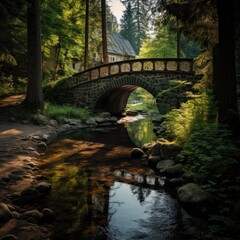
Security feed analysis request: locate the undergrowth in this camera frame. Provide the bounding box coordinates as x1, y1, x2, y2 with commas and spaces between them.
42, 103, 92, 122
163, 90, 240, 237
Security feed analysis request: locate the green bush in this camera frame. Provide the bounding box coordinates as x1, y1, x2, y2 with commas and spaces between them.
43, 103, 91, 122
43, 77, 73, 104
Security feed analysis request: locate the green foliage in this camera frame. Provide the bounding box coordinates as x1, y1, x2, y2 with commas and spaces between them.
43, 77, 72, 104
163, 92, 213, 143
120, 0, 149, 54
127, 87, 159, 114
43, 103, 91, 122
0, 74, 14, 96
180, 123, 238, 184
163, 92, 239, 187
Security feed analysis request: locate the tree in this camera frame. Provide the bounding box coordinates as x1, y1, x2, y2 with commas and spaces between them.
121, 0, 149, 54
101, 0, 108, 64
217, 0, 239, 127
120, 3, 136, 51
84, 0, 89, 70
156, 0, 239, 129
24, 0, 44, 110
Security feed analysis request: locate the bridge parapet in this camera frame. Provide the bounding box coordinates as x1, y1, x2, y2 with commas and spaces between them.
70, 58, 196, 88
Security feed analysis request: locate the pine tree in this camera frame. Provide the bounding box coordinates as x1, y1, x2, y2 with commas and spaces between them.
121, 0, 149, 54
120, 3, 136, 52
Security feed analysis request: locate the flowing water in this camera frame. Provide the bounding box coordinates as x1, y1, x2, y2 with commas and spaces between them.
38, 115, 195, 240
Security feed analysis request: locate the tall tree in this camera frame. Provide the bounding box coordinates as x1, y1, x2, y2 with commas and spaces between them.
121, 0, 149, 54
101, 0, 108, 64
217, 0, 239, 127
84, 0, 89, 70
24, 0, 44, 110
120, 3, 136, 51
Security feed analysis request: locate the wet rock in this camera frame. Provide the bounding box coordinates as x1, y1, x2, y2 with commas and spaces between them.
0, 219, 50, 240
147, 155, 161, 168
147, 143, 163, 157
131, 148, 144, 159
19, 187, 41, 202
33, 114, 50, 125
160, 163, 183, 176
142, 141, 156, 153
0, 235, 18, 240
110, 116, 118, 122
35, 182, 51, 195
177, 183, 216, 215
42, 208, 55, 223
99, 112, 111, 118
11, 212, 19, 219
160, 141, 182, 159
23, 146, 36, 151
125, 110, 138, 116
36, 142, 47, 151
42, 134, 50, 142
0, 203, 13, 223
21, 120, 30, 124
168, 178, 184, 187
21, 210, 43, 224
48, 119, 57, 127
10, 170, 25, 175
86, 118, 97, 126
156, 159, 175, 170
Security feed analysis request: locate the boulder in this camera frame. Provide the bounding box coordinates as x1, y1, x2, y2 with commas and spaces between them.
156, 160, 175, 170
36, 142, 47, 151
42, 208, 55, 223
125, 110, 138, 116
142, 141, 155, 153
160, 141, 182, 159
35, 182, 51, 195
160, 163, 183, 176
131, 148, 144, 159
33, 114, 50, 125
177, 183, 216, 215
19, 187, 41, 202
49, 119, 58, 127
0, 204, 13, 223
21, 210, 43, 224
99, 112, 111, 118
85, 118, 97, 126
147, 155, 161, 168
147, 143, 163, 157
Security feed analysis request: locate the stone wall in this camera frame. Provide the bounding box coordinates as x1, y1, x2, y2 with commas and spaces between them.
70, 72, 200, 114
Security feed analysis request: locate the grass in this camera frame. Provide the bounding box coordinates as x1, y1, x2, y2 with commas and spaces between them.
42, 103, 92, 122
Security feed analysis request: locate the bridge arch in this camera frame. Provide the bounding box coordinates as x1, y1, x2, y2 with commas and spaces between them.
94, 74, 158, 114
69, 58, 200, 114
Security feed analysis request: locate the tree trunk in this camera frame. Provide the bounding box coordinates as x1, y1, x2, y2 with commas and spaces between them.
101, 0, 108, 64
176, 20, 181, 58
84, 0, 89, 70
24, 0, 44, 110
217, 0, 239, 128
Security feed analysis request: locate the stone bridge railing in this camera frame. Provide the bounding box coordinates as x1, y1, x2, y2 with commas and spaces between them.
70, 58, 196, 88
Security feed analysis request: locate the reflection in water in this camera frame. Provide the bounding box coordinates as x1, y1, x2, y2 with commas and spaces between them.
108, 182, 179, 240
122, 115, 158, 147
38, 119, 193, 239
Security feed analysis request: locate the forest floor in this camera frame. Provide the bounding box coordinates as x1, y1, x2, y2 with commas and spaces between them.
0, 95, 52, 198
0, 95, 60, 239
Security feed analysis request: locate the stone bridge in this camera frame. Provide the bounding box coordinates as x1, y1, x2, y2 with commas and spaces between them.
69, 58, 200, 114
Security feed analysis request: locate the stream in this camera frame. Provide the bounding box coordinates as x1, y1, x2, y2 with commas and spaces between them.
38, 115, 196, 240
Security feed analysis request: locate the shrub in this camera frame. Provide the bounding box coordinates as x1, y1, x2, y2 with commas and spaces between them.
43, 103, 91, 122
43, 77, 73, 104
